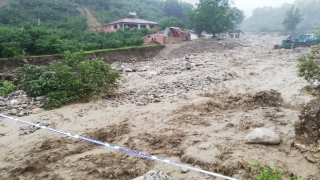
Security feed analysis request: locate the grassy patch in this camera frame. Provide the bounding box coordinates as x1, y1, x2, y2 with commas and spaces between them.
83, 44, 158, 54
0, 44, 160, 61
246, 159, 301, 180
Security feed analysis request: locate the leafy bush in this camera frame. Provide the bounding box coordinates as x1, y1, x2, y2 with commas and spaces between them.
15, 51, 120, 109
298, 45, 320, 84
0, 26, 145, 58
0, 78, 15, 96
247, 160, 300, 180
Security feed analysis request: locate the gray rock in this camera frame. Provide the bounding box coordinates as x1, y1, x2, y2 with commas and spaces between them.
148, 71, 158, 75
180, 167, 189, 173
245, 128, 281, 145
136, 102, 145, 106
17, 111, 25, 117
10, 100, 19, 105
35, 96, 45, 101
10, 109, 18, 115
124, 68, 133, 72
132, 170, 169, 180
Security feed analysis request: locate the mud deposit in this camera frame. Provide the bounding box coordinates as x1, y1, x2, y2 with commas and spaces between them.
1, 36, 319, 179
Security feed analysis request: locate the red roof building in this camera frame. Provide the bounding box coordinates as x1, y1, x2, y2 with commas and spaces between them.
103, 12, 158, 32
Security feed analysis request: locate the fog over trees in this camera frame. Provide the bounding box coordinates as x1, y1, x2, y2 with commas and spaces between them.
241, 0, 320, 33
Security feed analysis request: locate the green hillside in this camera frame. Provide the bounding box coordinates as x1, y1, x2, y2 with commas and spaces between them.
0, 0, 193, 29
0, 0, 194, 58
74, 0, 193, 26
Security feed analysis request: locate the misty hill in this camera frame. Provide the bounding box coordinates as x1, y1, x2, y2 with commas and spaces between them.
241, 0, 320, 33
0, 0, 193, 30
0, 0, 87, 30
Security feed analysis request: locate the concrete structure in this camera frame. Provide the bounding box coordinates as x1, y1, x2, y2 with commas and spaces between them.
103, 12, 158, 32
144, 27, 191, 44
215, 33, 227, 39
228, 30, 245, 39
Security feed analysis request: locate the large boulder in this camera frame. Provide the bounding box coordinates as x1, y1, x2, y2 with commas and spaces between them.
245, 128, 281, 145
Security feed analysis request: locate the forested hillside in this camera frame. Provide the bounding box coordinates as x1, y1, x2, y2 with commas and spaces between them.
0, 0, 193, 29
241, 0, 320, 33
0, 0, 194, 58
74, 0, 193, 27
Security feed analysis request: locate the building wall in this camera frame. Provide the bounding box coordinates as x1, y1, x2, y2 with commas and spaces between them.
229, 33, 243, 39
144, 34, 165, 44
165, 31, 183, 44
104, 25, 114, 32
104, 23, 158, 33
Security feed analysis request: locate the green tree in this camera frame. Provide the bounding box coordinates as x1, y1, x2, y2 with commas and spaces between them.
158, 17, 185, 29
187, 0, 236, 36
282, 5, 303, 33
162, 0, 184, 20
229, 7, 245, 27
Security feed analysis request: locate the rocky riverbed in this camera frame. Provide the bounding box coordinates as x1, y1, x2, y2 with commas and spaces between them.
0, 36, 319, 179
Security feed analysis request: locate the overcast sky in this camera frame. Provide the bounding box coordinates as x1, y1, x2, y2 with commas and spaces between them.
182, 0, 296, 17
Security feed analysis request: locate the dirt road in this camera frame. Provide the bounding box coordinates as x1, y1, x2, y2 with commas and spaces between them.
0, 35, 318, 179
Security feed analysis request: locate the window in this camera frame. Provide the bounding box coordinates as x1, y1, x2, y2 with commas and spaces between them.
114, 25, 118, 29
150, 25, 155, 29
147, 36, 151, 38
140, 25, 146, 29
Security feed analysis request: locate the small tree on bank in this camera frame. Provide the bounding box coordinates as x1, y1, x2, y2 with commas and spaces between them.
282, 5, 303, 33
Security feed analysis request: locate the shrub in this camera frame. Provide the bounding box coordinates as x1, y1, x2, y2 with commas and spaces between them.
15, 51, 120, 109
298, 45, 320, 95
247, 160, 300, 180
0, 78, 15, 96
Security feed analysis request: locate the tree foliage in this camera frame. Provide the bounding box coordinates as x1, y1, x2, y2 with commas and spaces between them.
158, 17, 185, 29
0, 26, 146, 58
0, 0, 195, 58
282, 5, 303, 33
229, 7, 245, 28
73, 0, 193, 26
0, 78, 15, 96
15, 51, 120, 109
187, 0, 239, 36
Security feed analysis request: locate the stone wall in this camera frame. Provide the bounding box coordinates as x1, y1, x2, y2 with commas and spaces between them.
0, 45, 165, 74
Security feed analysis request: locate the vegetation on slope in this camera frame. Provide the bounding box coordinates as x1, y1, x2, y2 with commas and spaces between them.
0, 0, 158, 58
15, 51, 120, 109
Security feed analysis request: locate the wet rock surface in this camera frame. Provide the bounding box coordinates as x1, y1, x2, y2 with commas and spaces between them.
245, 128, 281, 145
294, 98, 320, 166
0, 90, 44, 117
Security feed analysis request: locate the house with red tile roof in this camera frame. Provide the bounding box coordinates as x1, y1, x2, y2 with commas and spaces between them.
103, 12, 158, 32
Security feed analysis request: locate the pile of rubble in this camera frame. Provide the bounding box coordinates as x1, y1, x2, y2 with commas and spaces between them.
0, 90, 44, 117
106, 55, 232, 107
